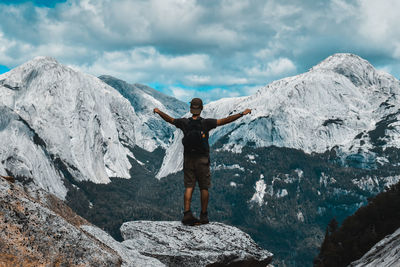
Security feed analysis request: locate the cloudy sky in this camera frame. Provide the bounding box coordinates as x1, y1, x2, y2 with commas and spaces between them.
1, 0, 400, 103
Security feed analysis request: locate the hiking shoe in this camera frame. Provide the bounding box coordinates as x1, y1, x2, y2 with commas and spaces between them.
182, 210, 200, 226
199, 211, 209, 224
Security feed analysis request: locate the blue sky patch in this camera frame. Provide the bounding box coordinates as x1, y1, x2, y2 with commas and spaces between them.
0, 0, 66, 7
0, 65, 10, 74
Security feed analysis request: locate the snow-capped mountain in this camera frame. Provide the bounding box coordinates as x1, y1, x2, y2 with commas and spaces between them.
158, 54, 400, 178
99, 75, 188, 151
0, 57, 179, 200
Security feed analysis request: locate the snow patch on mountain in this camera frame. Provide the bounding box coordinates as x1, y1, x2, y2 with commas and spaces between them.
157, 53, 400, 178
211, 163, 245, 171
276, 189, 288, 198
320, 172, 337, 187
297, 211, 305, 222
250, 174, 267, 206
352, 175, 400, 192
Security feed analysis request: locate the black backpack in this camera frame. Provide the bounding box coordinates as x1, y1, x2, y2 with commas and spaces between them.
182, 118, 209, 154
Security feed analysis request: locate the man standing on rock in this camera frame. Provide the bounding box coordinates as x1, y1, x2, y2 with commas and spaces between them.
154, 98, 251, 225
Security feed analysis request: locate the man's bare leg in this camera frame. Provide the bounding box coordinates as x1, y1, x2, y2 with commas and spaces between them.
184, 187, 194, 212
200, 189, 209, 213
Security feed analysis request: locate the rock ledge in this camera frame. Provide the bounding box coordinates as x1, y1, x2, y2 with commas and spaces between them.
121, 221, 273, 267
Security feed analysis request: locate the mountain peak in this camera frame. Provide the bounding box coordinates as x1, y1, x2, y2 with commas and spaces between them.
32, 55, 58, 63
311, 53, 378, 86
1, 56, 64, 82
313, 53, 371, 70
23, 56, 60, 70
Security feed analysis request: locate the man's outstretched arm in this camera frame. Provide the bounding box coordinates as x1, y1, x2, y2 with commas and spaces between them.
217, 109, 251, 126
153, 108, 175, 125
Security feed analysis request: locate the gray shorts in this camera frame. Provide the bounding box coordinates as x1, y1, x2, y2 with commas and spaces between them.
183, 155, 211, 189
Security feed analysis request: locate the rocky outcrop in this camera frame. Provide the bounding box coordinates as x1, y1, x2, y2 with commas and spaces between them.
0, 175, 272, 266
0, 178, 119, 266
0, 178, 164, 267
81, 225, 165, 267
349, 227, 400, 267
121, 221, 273, 267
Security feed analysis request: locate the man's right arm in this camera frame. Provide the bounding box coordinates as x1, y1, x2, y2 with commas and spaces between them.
217, 109, 251, 126
153, 108, 175, 125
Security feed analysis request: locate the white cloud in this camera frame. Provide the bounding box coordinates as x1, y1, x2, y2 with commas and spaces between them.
170, 87, 194, 101
245, 58, 296, 79
356, 0, 400, 58
329, 0, 357, 24
394, 43, 400, 60
196, 24, 241, 47
184, 75, 211, 85
169, 86, 242, 104
69, 47, 211, 84
1, 0, 400, 102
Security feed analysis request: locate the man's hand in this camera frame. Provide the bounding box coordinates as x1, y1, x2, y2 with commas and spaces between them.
153, 108, 160, 114
242, 109, 251, 115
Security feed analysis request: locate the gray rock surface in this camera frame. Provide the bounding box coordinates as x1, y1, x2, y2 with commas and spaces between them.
0, 177, 121, 266
0, 177, 164, 267
121, 221, 273, 267
81, 225, 165, 267
349, 227, 400, 267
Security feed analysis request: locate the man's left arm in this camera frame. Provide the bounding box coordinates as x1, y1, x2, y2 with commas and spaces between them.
217, 109, 251, 127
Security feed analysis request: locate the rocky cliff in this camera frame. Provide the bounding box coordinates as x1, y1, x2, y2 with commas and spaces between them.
0, 176, 164, 266
0, 176, 271, 266
120, 221, 273, 267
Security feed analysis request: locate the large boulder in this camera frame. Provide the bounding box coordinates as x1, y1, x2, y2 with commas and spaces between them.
120, 221, 273, 267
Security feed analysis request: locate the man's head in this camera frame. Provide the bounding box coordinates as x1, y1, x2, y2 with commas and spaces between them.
190, 98, 203, 115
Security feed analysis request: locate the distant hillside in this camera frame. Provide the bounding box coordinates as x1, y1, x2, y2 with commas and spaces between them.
314, 180, 400, 266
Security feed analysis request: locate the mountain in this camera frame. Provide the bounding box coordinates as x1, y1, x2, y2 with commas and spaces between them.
98, 75, 188, 151
2, 54, 400, 266
0, 57, 185, 200
158, 53, 400, 178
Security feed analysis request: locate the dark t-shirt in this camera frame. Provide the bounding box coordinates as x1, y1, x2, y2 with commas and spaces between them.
173, 117, 217, 157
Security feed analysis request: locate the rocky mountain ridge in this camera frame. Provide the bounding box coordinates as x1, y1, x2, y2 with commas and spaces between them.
99, 75, 188, 152
0, 57, 186, 200
158, 53, 400, 178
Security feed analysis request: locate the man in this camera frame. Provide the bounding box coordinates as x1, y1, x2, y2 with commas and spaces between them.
154, 98, 251, 225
